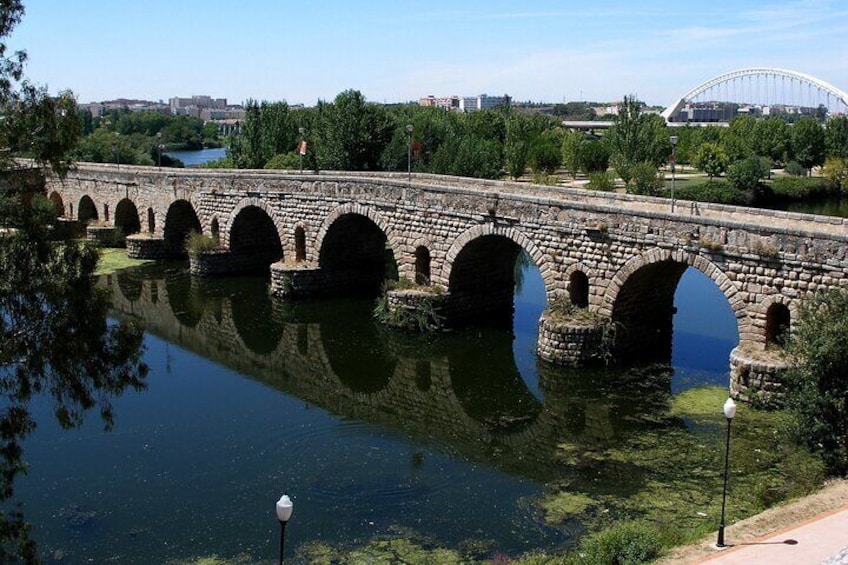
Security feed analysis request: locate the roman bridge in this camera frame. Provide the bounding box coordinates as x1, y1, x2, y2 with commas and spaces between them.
45, 163, 848, 398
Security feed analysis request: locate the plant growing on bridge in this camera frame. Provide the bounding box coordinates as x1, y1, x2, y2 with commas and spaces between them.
185, 231, 222, 255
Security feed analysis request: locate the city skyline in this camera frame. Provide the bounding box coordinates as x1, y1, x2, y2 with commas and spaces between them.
8, 0, 848, 108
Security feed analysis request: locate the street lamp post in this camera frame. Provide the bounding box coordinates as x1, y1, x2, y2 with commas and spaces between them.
717, 397, 737, 548
298, 127, 305, 173
275, 493, 293, 564
406, 124, 414, 181
669, 135, 678, 213
157, 133, 164, 170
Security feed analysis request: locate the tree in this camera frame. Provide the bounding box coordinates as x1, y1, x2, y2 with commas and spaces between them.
693, 142, 729, 180
727, 156, 769, 192
721, 115, 757, 163
825, 116, 848, 160
606, 95, 668, 185
580, 140, 610, 174
315, 89, 393, 171
786, 289, 848, 476
529, 129, 562, 176
753, 117, 790, 166
628, 162, 663, 196
561, 130, 585, 179
0, 3, 148, 560
791, 117, 826, 174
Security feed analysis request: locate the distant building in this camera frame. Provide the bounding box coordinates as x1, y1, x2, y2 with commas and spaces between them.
420, 93, 510, 112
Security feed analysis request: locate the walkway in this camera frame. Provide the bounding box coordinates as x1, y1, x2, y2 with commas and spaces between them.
696, 506, 848, 564
657, 480, 848, 565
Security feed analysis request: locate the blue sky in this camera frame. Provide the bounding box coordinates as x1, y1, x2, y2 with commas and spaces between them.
8, 0, 848, 107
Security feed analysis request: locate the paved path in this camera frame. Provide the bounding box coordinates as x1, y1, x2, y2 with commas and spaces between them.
695, 506, 848, 564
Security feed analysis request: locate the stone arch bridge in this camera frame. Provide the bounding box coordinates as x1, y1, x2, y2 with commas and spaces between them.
46, 163, 848, 398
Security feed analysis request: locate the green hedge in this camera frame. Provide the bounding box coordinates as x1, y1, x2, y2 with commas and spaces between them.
674, 179, 750, 205
767, 176, 835, 201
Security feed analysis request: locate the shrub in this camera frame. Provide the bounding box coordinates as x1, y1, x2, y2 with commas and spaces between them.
728, 156, 769, 192
264, 152, 301, 170
769, 176, 833, 201
786, 289, 848, 476
784, 160, 807, 177
577, 522, 663, 565
580, 140, 611, 174
586, 172, 615, 192
627, 162, 663, 196
674, 179, 749, 205
185, 231, 221, 255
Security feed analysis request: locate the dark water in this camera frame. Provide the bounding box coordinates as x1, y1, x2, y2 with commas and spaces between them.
166, 147, 227, 167
15, 263, 738, 563
785, 196, 848, 218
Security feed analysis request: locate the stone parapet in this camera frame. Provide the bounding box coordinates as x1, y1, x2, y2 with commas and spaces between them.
729, 346, 789, 406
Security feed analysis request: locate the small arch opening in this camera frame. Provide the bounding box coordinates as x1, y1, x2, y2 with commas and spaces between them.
211, 217, 220, 242
295, 226, 306, 262
569, 270, 589, 308
147, 208, 155, 233
765, 303, 791, 347
103, 203, 110, 222
415, 246, 431, 285
78, 196, 98, 224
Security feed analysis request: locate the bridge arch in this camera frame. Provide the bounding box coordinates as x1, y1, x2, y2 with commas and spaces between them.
662, 67, 848, 121
221, 197, 286, 250
114, 198, 141, 236
229, 204, 285, 274
314, 204, 402, 295
441, 224, 550, 327
48, 191, 64, 217
78, 195, 98, 224
163, 199, 202, 258
602, 248, 745, 362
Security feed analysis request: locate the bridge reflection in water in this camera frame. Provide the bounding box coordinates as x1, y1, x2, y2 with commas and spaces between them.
40, 262, 720, 562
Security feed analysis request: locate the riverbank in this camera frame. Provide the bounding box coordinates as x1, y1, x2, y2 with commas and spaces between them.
656, 478, 848, 564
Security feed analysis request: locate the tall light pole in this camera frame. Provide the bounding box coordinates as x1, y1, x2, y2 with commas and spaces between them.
275, 493, 293, 564
406, 124, 414, 181
669, 135, 678, 213
717, 397, 737, 548
157, 132, 164, 170
298, 127, 305, 173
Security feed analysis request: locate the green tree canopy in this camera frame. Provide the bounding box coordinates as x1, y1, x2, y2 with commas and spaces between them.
791, 117, 826, 173
606, 95, 668, 184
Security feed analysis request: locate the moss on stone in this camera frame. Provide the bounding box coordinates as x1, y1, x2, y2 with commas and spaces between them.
94, 247, 152, 276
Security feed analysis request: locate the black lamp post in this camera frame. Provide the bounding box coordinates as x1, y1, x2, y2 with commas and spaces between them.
406, 124, 413, 181
157, 133, 164, 170
717, 397, 737, 548
298, 127, 305, 173
275, 493, 293, 564
670, 134, 678, 212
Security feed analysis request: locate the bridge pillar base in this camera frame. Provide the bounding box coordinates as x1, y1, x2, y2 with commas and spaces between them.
537, 313, 610, 367
126, 234, 166, 260
379, 289, 449, 332
729, 346, 789, 407
270, 262, 325, 298
189, 249, 233, 277
87, 225, 119, 247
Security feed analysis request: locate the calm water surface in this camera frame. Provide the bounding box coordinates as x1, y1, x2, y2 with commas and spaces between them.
16, 262, 737, 563
166, 147, 227, 167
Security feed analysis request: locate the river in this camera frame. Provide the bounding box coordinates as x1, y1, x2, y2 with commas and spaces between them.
12, 257, 742, 563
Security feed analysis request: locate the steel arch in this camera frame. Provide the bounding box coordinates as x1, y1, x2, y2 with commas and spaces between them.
661, 67, 848, 121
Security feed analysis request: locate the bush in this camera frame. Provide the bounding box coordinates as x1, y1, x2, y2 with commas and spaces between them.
580, 140, 611, 174
786, 289, 848, 476
674, 179, 749, 205
728, 156, 769, 192
627, 162, 663, 196
185, 231, 221, 255
264, 152, 301, 170
577, 522, 663, 565
586, 172, 615, 192
769, 176, 833, 201
784, 160, 807, 177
